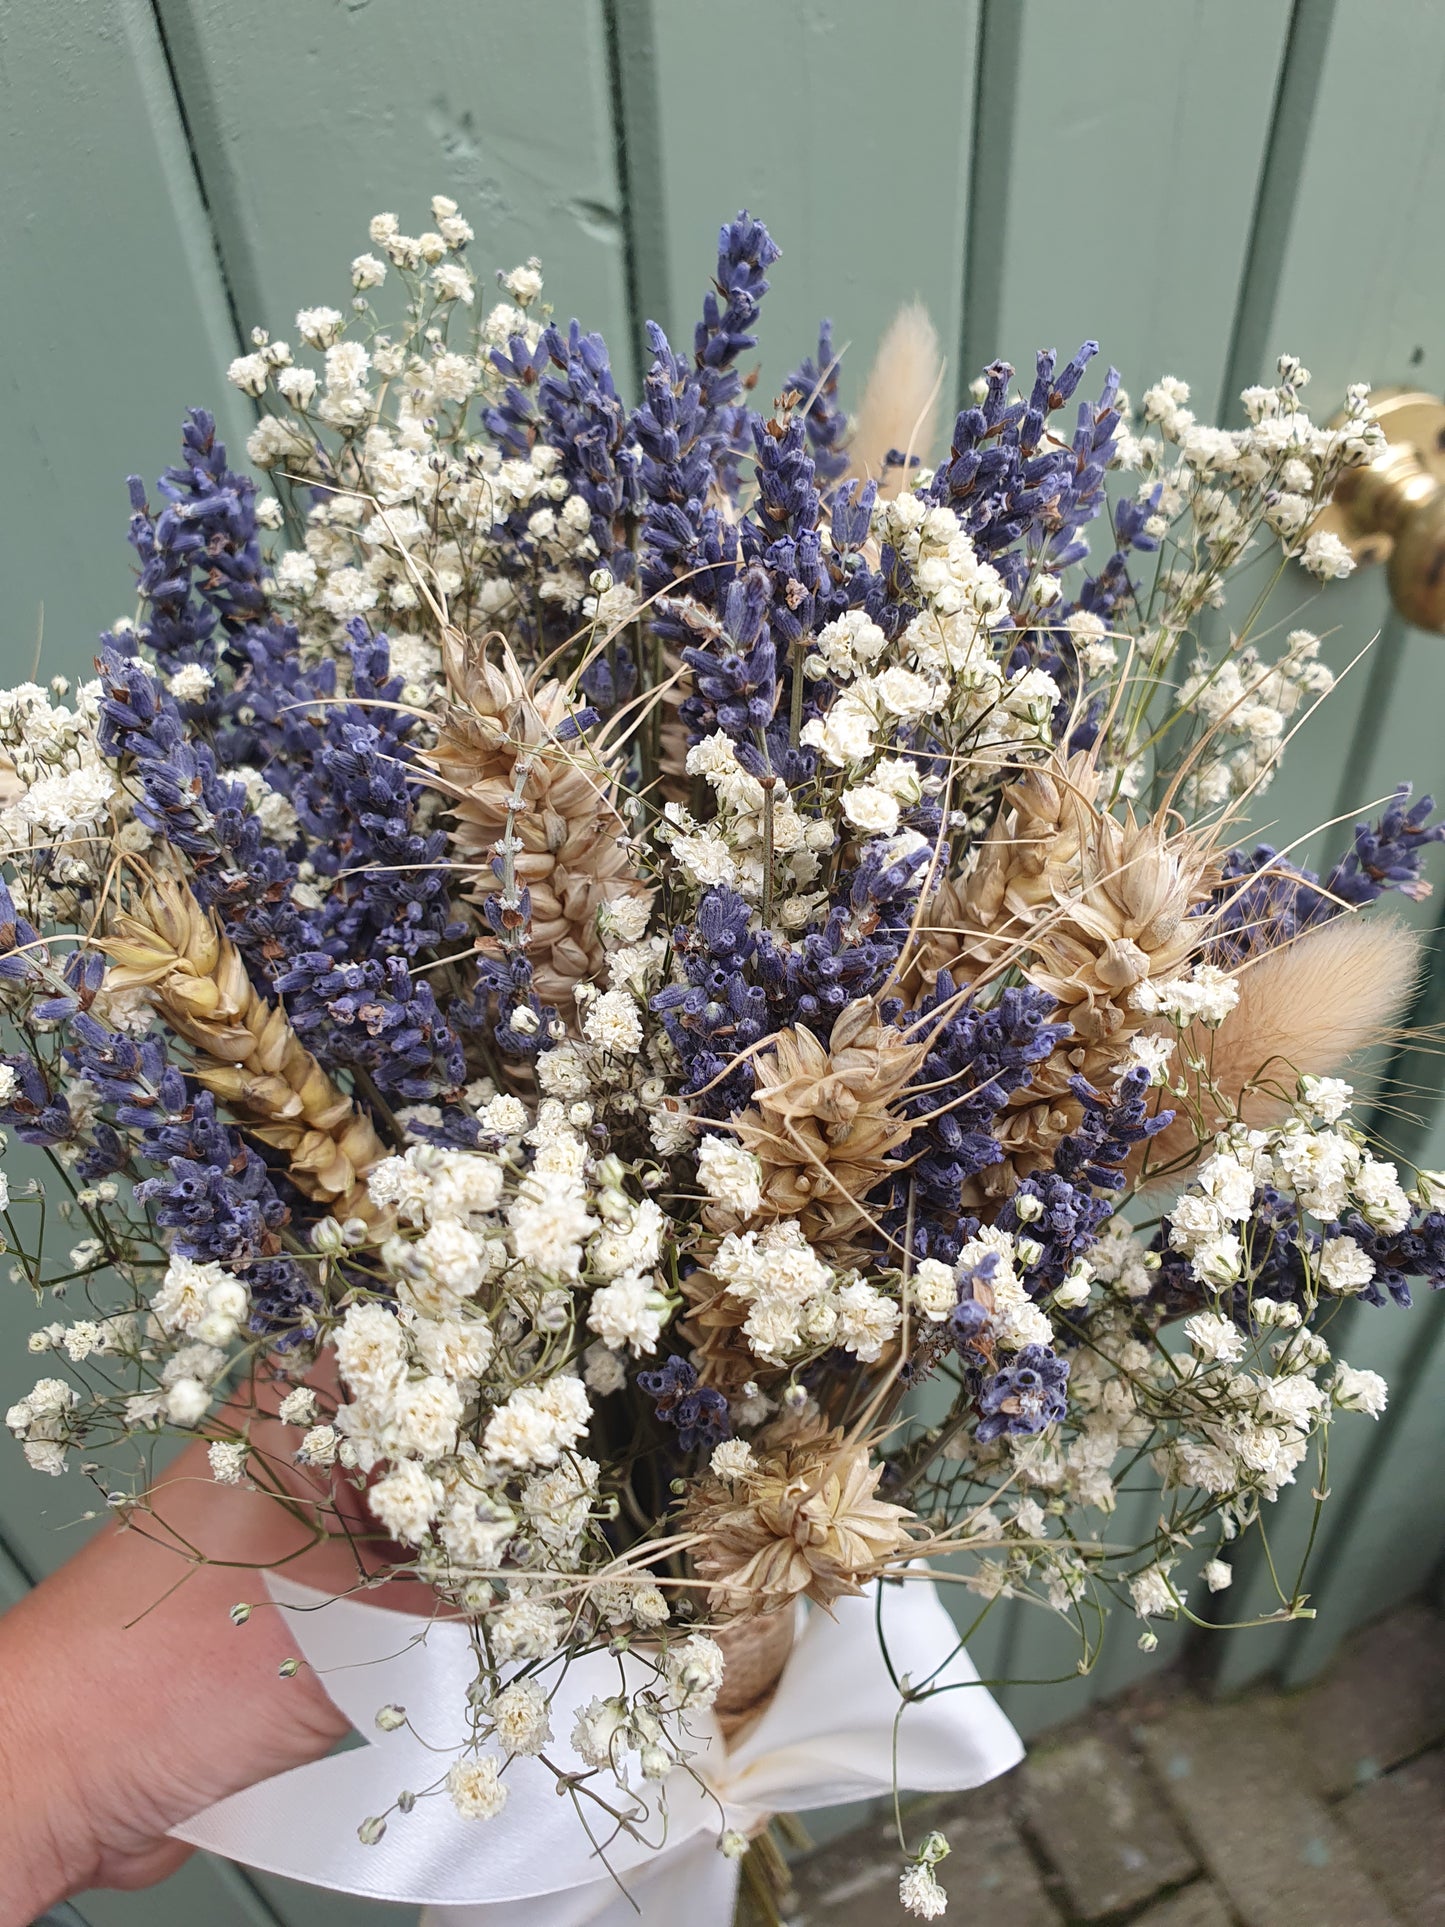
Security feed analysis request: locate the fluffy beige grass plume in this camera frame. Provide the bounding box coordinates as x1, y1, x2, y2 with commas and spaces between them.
849, 301, 942, 493
1143, 916, 1421, 1177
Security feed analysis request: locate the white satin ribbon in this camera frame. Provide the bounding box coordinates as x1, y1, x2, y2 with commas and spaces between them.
174, 1568, 1023, 1924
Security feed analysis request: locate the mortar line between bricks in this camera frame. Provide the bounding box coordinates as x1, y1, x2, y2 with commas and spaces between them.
785, 1600, 1441, 1927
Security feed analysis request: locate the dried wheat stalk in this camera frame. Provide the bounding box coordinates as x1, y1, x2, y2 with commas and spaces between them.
908, 752, 1218, 1195
102, 876, 388, 1222
426, 632, 650, 1011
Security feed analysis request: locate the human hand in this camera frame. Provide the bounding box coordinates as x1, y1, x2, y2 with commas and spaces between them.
0, 1388, 387, 1922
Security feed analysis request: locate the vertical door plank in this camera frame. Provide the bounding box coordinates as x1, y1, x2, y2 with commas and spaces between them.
0, 0, 249, 685
639, 0, 980, 418
967, 0, 1292, 1716
1226, 0, 1445, 408
1220, 0, 1445, 886
968, 0, 1291, 406
1281, 1298, 1445, 1687
1274, 928, 1445, 1684
1202, 0, 1445, 1691
155, 0, 635, 387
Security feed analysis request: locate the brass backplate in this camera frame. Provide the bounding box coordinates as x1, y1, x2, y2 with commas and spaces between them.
1315, 388, 1445, 565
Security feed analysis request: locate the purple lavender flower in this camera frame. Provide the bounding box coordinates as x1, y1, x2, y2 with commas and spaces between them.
1209, 788, 1443, 969
637, 1354, 731, 1452
976, 1344, 1070, 1442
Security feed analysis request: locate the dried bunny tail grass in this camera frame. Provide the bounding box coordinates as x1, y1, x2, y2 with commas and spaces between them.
102, 875, 389, 1223
848, 301, 943, 494
1141, 915, 1422, 1177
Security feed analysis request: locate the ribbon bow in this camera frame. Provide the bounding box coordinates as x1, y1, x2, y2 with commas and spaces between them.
175, 1569, 1022, 1925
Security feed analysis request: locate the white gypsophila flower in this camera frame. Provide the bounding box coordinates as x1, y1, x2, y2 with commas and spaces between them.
581, 986, 643, 1055
710, 1438, 757, 1482
276, 365, 319, 410
368, 1460, 443, 1547
427, 1152, 506, 1223
277, 1386, 318, 1427
1129, 1564, 1177, 1619
351, 252, 387, 290
296, 1424, 339, 1467
522, 1457, 598, 1551
801, 694, 875, 766
841, 783, 901, 836
389, 1374, 464, 1459
366, 1152, 434, 1225
208, 1441, 248, 1485
1300, 529, 1355, 580
1273, 1123, 1360, 1221
663, 1633, 726, 1710
1124, 1032, 1175, 1085
714, 1218, 832, 1306
1300, 1075, 1352, 1123
695, 1134, 763, 1216
1352, 1153, 1410, 1234
501, 260, 544, 305
1131, 962, 1240, 1026
571, 1695, 631, 1768
488, 1679, 552, 1757
165, 1376, 212, 1426
477, 1092, 529, 1137
447, 1755, 507, 1820
295, 305, 345, 347
814, 609, 887, 677
911, 1257, 957, 1320
335, 1301, 406, 1400
226, 352, 270, 395
490, 1598, 565, 1663
1183, 1311, 1246, 1364
407, 1313, 495, 1393
900, 1863, 948, 1919
1332, 1362, 1388, 1417
955, 1225, 1053, 1352
834, 1279, 902, 1361
587, 1273, 666, 1357
1317, 1235, 1375, 1295
319, 566, 379, 619
535, 1043, 592, 1101
582, 1340, 627, 1395
508, 1171, 598, 1281
1202, 1558, 1233, 1592
153, 1254, 231, 1334
483, 1376, 591, 1472
164, 662, 214, 705
432, 262, 475, 305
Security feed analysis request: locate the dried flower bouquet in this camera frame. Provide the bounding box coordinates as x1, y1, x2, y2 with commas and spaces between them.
3, 202, 1443, 1918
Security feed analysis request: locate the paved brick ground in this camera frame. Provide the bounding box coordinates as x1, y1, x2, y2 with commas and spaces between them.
783, 1599, 1445, 1926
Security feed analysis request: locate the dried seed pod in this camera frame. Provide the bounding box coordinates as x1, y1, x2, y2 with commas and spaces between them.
687, 1416, 916, 1613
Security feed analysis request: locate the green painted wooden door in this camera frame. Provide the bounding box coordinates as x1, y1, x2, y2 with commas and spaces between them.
3, 2, 1444, 1919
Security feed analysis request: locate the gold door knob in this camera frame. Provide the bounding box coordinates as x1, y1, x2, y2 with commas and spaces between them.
1318, 390, 1445, 631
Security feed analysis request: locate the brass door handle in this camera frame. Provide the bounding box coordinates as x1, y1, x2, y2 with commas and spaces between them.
1318, 389, 1445, 630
